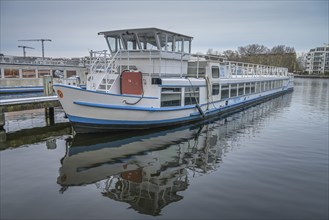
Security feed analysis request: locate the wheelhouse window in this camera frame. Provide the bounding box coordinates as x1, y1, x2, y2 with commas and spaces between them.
161, 88, 181, 107
106, 36, 123, 53
124, 33, 139, 50
212, 83, 220, 95
212, 66, 219, 78
138, 32, 158, 50
183, 39, 191, 53
221, 85, 229, 99
174, 37, 183, 52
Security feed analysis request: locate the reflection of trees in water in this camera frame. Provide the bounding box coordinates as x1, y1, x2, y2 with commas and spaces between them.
59, 94, 292, 216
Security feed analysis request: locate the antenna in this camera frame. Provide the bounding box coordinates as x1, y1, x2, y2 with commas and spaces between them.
18, 39, 52, 58
18, 45, 35, 57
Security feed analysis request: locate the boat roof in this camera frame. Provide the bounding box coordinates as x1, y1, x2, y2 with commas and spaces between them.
98, 27, 193, 40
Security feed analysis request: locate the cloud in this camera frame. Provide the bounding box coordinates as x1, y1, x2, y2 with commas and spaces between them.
1, 0, 328, 57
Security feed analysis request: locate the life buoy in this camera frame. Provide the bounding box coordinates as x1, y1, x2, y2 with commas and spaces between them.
57, 90, 64, 98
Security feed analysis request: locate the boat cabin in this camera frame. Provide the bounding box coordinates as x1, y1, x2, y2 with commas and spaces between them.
97, 28, 193, 77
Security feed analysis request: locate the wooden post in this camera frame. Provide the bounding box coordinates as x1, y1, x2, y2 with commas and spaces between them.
0, 129, 6, 143
0, 107, 4, 129
45, 107, 55, 126
43, 75, 53, 96
43, 75, 55, 125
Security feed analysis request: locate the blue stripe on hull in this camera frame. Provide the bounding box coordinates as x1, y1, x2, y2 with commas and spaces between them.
68, 88, 293, 133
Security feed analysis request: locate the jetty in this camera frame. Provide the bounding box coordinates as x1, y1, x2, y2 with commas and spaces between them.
0, 76, 62, 144
0, 96, 60, 127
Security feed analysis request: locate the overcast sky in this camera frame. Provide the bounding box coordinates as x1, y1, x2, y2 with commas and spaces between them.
1, 0, 328, 58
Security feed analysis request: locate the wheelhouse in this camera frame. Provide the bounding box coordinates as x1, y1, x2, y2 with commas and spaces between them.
99, 28, 192, 54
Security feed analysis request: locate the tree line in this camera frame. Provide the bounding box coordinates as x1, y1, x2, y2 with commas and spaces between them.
207, 44, 300, 73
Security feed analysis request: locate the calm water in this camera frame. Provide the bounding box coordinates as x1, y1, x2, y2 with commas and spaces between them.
1, 78, 328, 219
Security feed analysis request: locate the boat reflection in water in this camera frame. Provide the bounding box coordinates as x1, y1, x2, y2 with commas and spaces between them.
58, 94, 291, 216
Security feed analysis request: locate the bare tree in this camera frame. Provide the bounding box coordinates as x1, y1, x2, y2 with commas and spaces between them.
238, 44, 269, 56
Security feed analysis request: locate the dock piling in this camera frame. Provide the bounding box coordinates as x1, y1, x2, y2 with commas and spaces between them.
43, 75, 55, 125
0, 107, 4, 129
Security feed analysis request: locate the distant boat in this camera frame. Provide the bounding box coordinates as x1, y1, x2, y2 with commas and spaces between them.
53, 27, 294, 133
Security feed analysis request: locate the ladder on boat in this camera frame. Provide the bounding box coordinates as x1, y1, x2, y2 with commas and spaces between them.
88, 50, 120, 92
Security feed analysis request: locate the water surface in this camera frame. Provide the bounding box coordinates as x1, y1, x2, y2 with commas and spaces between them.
1, 78, 328, 219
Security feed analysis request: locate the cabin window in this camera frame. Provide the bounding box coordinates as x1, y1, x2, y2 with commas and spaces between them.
238, 83, 244, 96
275, 80, 279, 88
230, 84, 237, 97
161, 88, 181, 107
259, 82, 263, 92
278, 80, 282, 88
22, 69, 36, 78
187, 61, 206, 78
212, 66, 219, 78
212, 84, 220, 95
67, 70, 76, 78
4, 69, 19, 78
38, 69, 51, 78
265, 81, 270, 91
250, 82, 256, 93
255, 82, 261, 93
245, 83, 251, 94
221, 85, 229, 99
185, 87, 199, 105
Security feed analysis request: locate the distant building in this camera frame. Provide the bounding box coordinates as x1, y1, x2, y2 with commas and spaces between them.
305, 45, 329, 74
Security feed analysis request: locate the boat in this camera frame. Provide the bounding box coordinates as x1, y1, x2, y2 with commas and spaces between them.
53, 27, 294, 133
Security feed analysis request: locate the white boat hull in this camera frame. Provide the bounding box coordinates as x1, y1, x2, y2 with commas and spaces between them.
53, 83, 293, 133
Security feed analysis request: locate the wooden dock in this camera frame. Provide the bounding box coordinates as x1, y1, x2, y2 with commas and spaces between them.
0, 96, 60, 129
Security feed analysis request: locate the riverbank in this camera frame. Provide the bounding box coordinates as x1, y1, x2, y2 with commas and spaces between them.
294, 74, 329, 79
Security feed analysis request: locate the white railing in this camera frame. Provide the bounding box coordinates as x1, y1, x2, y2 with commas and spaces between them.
88, 50, 121, 92
188, 53, 288, 78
